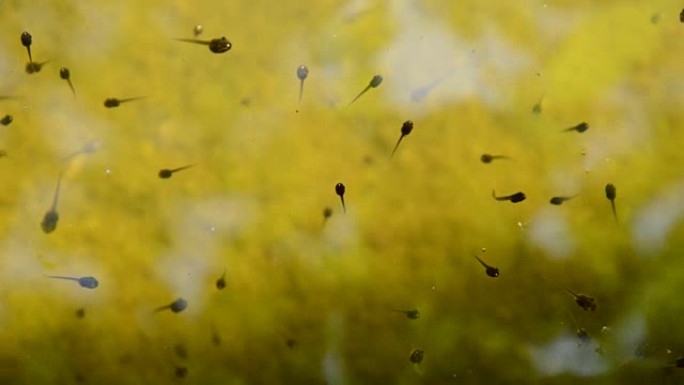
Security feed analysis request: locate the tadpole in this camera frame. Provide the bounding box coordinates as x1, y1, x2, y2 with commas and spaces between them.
409, 349, 424, 364
473, 254, 499, 278
480, 154, 509, 163
335, 183, 346, 213
0, 115, 13, 126
492, 190, 526, 203
155, 298, 188, 313
390, 120, 413, 159
605, 183, 618, 223
175, 37, 232, 53
104, 97, 146, 108
25, 61, 48, 74
41, 173, 63, 234
21, 32, 33, 64
393, 309, 420, 320
296, 65, 309, 106
349, 75, 383, 105
158, 165, 194, 179
564, 287, 597, 311
47, 275, 99, 289
563, 122, 589, 133
60, 68, 76, 96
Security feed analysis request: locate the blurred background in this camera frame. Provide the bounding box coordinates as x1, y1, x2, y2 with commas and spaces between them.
1, 0, 684, 383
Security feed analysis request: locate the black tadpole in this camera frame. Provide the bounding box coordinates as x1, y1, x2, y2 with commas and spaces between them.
564, 288, 597, 311
564, 122, 589, 133
349, 75, 383, 105
680, 8, 684, 23
605, 183, 617, 223
21, 32, 33, 64
473, 254, 499, 278
480, 154, 509, 163
492, 190, 526, 203
175, 37, 232, 54
409, 349, 424, 364
394, 309, 420, 320
60, 68, 76, 96
104, 97, 146, 108
159, 165, 194, 179
155, 298, 188, 313
0, 115, 13, 126
297, 65, 309, 106
322, 207, 333, 225
335, 183, 346, 213
390, 120, 413, 159
549, 196, 575, 205
216, 270, 226, 290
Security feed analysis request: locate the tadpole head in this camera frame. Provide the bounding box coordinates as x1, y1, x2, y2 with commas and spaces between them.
335, 183, 345, 197
323, 207, 333, 219
158, 169, 173, 178
297, 65, 309, 81
409, 349, 424, 364
401, 120, 413, 136
486, 266, 499, 278
59, 67, 70, 80
21, 32, 32, 47
480, 154, 493, 163
550, 197, 564, 205
209, 37, 231, 53
170, 298, 188, 313
605, 183, 616, 200
575, 122, 589, 133
103, 98, 120, 108
41, 211, 59, 234
78, 276, 99, 289
370, 75, 383, 88
510, 192, 526, 203
0, 115, 13, 126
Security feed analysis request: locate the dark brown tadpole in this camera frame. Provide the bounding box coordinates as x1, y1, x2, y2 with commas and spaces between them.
605, 183, 617, 222
680, 8, 684, 23
60, 68, 76, 96
532, 96, 544, 115
335, 183, 346, 213
41, 173, 63, 234
155, 298, 188, 313
564, 122, 589, 133
25, 61, 48, 74
322, 207, 333, 225
349, 75, 383, 105
393, 309, 420, 320
390, 120, 414, 159
409, 349, 424, 364
21, 32, 33, 64
296, 65, 309, 106
174, 365, 188, 378
549, 196, 576, 205
75, 308, 86, 319
492, 190, 526, 203
215, 269, 226, 290
564, 287, 597, 311
158, 165, 194, 179
104, 97, 146, 108
175, 37, 232, 53
473, 255, 499, 278
480, 154, 509, 163
0, 115, 13, 126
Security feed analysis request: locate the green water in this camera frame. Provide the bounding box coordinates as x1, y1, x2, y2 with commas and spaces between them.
2, 0, 684, 384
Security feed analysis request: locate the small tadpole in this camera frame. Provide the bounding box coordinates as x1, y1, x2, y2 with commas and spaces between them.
193, 24, 203, 37
549, 196, 576, 205
155, 298, 188, 313
25, 61, 48, 74
473, 254, 499, 278
103, 96, 146, 108
174, 37, 232, 54
47, 275, 99, 289
62, 140, 102, 162
0, 114, 13, 126
563, 122, 589, 133
75, 308, 86, 319
393, 309, 420, 320
492, 190, 526, 203
335, 183, 346, 213
349, 74, 383, 105
41, 173, 63, 234
216, 269, 226, 290
174, 365, 188, 378
409, 349, 424, 364
532, 96, 544, 115
296, 65, 309, 107
21, 31, 33, 64
158, 165, 194, 179
480, 154, 509, 163
60, 68, 76, 96
322, 207, 333, 225
605, 183, 618, 223
680, 8, 684, 23
564, 287, 597, 311
390, 120, 414, 159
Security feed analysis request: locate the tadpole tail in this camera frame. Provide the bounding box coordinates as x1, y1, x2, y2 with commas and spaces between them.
298, 80, 304, 105
349, 85, 370, 106
340, 197, 346, 213
473, 254, 488, 269
390, 135, 404, 159
67, 80, 76, 96
119, 96, 147, 103
174, 38, 209, 46
26, 47, 32, 64
46, 275, 77, 282
491, 190, 505, 201
51, 173, 63, 211
610, 201, 618, 224
153, 305, 171, 313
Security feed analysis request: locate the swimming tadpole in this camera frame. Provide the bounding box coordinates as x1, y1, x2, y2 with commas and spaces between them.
25, 61, 48, 74
335, 183, 346, 213
473, 254, 499, 278
564, 287, 597, 311
480, 154, 509, 163
549, 196, 576, 205
215, 269, 226, 290
60, 68, 76, 96
21, 32, 33, 64
103, 96, 147, 108
296, 65, 308, 107
563, 122, 589, 133
393, 309, 420, 320
0, 115, 13, 126
409, 349, 424, 364
155, 298, 188, 313
158, 165, 194, 179
175, 37, 232, 54
46, 275, 99, 289
390, 120, 414, 159
349, 75, 383, 106
41, 173, 63, 234
492, 190, 526, 203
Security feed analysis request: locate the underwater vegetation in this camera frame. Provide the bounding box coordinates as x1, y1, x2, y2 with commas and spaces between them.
2, 0, 684, 384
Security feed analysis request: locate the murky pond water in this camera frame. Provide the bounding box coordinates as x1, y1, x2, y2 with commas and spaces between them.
2, 0, 684, 384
